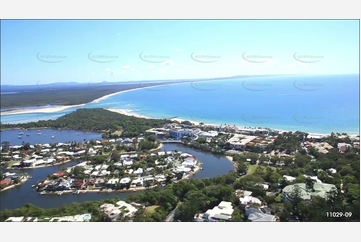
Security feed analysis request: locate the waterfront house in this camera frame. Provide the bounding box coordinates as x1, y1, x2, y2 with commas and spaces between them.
53, 172, 65, 178
0, 179, 12, 187
131, 177, 143, 187
106, 178, 119, 188
120, 177, 131, 185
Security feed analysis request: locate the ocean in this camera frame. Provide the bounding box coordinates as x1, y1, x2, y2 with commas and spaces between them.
1, 74, 359, 135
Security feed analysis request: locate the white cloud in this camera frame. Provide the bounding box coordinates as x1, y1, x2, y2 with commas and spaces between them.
121, 65, 131, 69
105, 68, 111, 71
161, 60, 174, 66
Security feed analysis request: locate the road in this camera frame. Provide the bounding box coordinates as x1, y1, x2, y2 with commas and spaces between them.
165, 203, 182, 222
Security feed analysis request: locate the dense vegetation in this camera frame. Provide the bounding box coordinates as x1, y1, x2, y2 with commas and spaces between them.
1, 108, 170, 137
1, 170, 359, 222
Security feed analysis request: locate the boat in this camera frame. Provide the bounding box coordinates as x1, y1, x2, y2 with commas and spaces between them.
37, 132, 41, 135
76, 190, 80, 194
51, 136, 55, 139
31, 185, 36, 188
18, 135, 22, 139
72, 190, 78, 194
19, 131, 23, 135
58, 191, 63, 196
26, 134, 30, 136
201, 167, 204, 170
40, 191, 47, 195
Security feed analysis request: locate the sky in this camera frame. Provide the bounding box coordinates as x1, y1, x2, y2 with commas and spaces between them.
1, 20, 359, 85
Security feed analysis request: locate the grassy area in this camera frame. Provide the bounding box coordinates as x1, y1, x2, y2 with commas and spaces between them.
247, 164, 258, 175
145, 205, 160, 214
111, 130, 122, 136
7, 161, 18, 168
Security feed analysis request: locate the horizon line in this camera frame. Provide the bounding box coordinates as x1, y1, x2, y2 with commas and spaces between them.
1, 73, 359, 86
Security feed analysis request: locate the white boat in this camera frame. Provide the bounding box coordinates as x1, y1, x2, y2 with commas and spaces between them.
18, 135, 22, 139
40, 191, 46, 195
37, 132, 41, 135
76, 190, 80, 194
19, 131, 23, 135
51, 136, 55, 139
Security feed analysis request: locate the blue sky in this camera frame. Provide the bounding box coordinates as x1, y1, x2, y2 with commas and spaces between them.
1, 20, 359, 85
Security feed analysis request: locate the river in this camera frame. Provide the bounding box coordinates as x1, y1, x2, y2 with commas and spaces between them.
0, 128, 103, 146
0, 143, 234, 210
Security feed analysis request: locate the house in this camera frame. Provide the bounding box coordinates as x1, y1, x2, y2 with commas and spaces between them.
328, 168, 337, 174
0, 180, 12, 186
116, 201, 138, 217
194, 201, 234, 222
238, 190, 262, 206
283, 175, 296, 182
123, 160, 133, 166
282, 182, 337, 202
131, 177, 143, 187
53, 172, 65, 178
245, 206, 276, 222
133, 168, 144, 175
120, 177, 131, 184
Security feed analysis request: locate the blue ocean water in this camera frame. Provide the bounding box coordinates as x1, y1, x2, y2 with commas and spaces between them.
1, 74, 359, 135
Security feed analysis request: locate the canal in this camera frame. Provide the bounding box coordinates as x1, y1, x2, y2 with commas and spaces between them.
0, 143, 235, 211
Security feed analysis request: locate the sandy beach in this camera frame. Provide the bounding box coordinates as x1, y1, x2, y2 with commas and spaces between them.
90, 82, 189, 104
1, 104, 86, 115
106, 108, 203, 126
226, 155, 238, 168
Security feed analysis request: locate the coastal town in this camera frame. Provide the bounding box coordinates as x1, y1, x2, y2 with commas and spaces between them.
1, 112, 360, 222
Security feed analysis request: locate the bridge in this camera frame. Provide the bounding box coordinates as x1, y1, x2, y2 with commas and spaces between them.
159, 140, 184, 144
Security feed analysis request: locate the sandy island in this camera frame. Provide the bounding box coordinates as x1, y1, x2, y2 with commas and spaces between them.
1, 104, 86, 115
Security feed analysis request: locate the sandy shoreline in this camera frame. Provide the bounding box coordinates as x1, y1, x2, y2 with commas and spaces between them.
226, 155, 238, 168
1, 104, 86, 115
0, 176, 29, 193
6, 160, 72, 170
1, 82, 358, 136
43, 185, 158, 195
106, 108, 202, 125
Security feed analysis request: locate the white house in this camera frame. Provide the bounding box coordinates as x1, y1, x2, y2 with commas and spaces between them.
194, 201, 234, 222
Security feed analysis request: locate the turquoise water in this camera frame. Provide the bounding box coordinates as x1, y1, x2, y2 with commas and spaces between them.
1, 74, 359, 135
